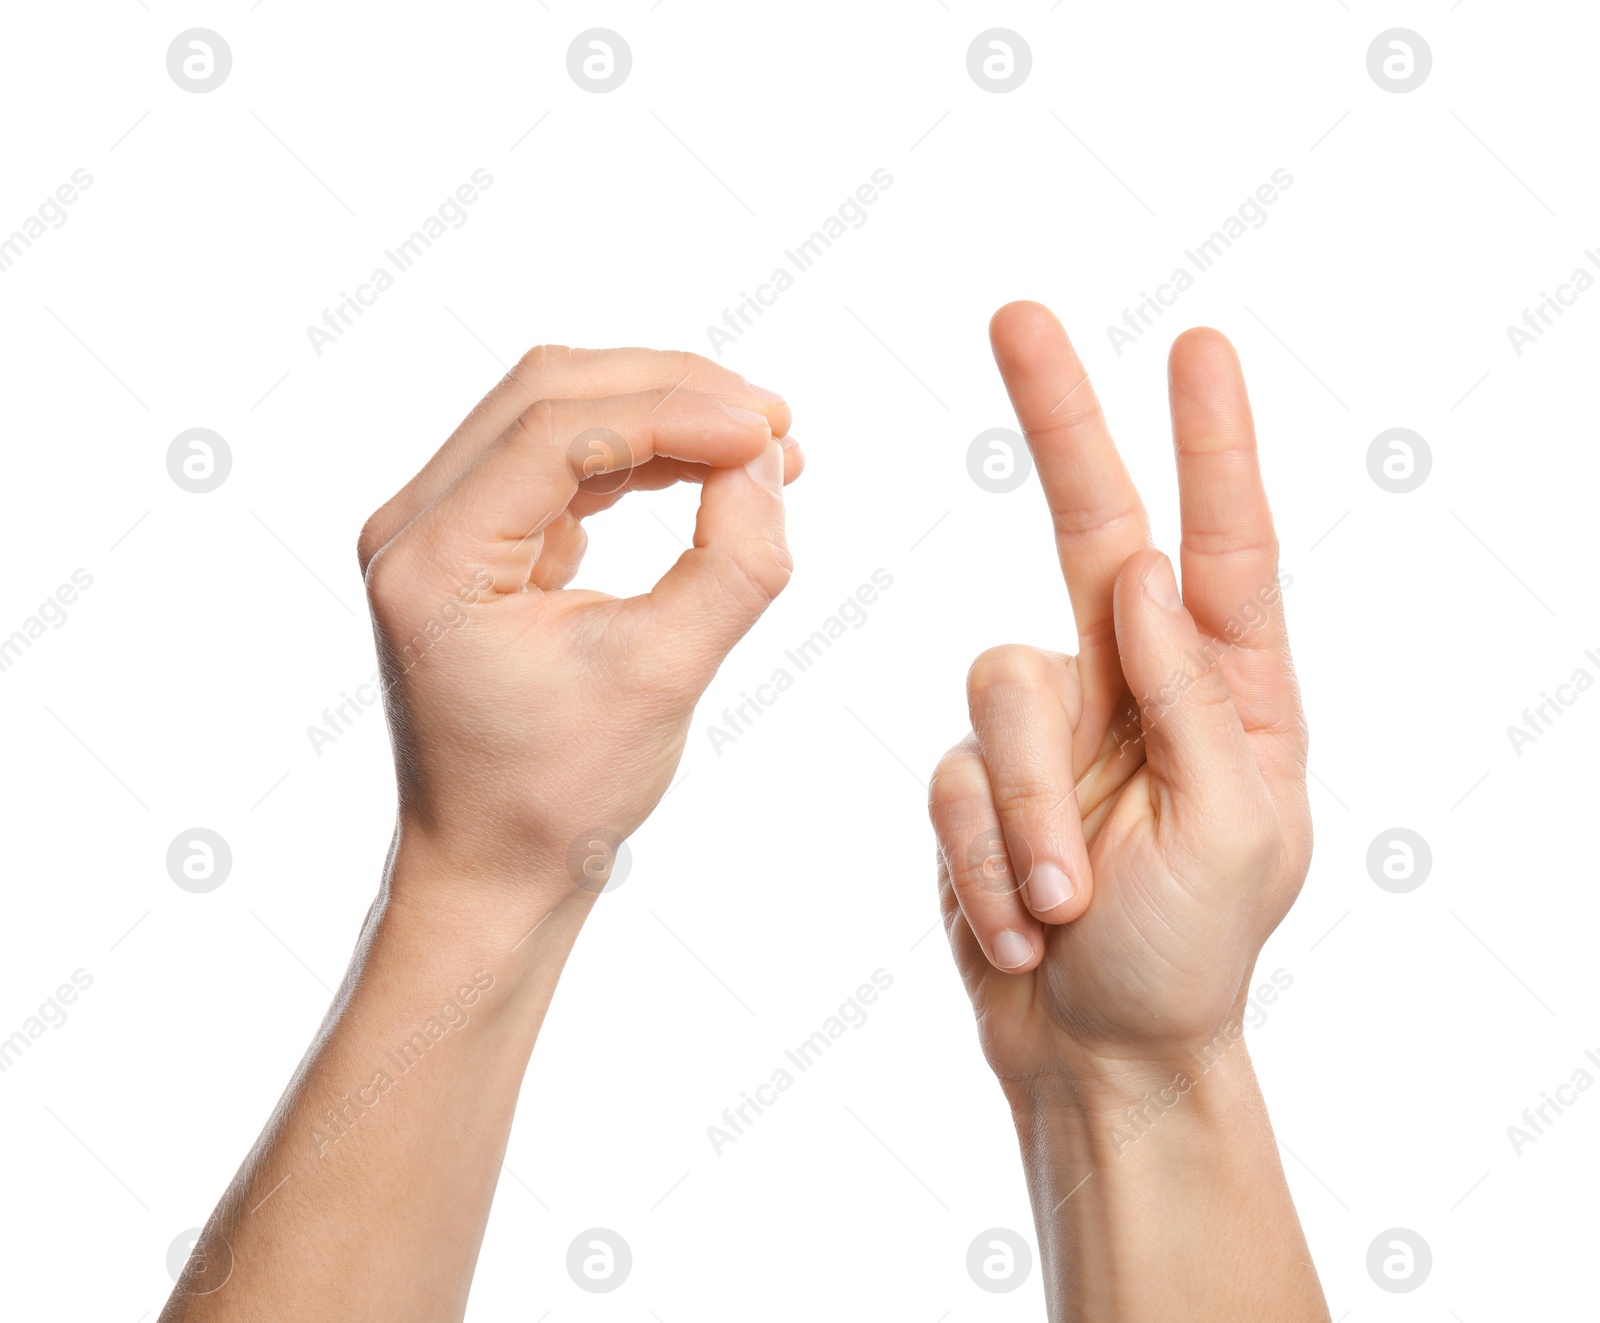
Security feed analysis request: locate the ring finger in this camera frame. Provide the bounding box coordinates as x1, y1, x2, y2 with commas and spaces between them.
930, 736, 1043, 972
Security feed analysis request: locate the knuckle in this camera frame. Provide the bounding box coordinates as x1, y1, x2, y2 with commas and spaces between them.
514, 344, 572, 379
1180, 528, 1280, 562
355, 509, 391, 573
927, 747, 983, 820
1052, 498, 1142, 541
507, 398, 559, 454
1185, 654, 1235, 709
361, 540, 414, 621
1022, 393, 1108, 459
681, 350, 744, 391
1040, 392, 1105, 440
664, 349, 739, 394
985, 771, 1056, 822
712, 536, 793, 606
948, 828, 1015, 898
646, 385, 683, 416
1140, 654, 1232, 726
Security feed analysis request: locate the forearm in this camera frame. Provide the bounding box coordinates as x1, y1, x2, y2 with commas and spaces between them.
162, 839, 586, 1323
1007, 1046, 1329, 1323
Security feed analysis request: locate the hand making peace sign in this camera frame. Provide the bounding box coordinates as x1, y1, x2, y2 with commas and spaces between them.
930, 302, 1311, 1084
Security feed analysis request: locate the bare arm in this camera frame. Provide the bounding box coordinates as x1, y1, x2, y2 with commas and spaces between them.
162, 345, 801, 1321
931, 302, 1327, 1320
1009, 1047, 1323, 1319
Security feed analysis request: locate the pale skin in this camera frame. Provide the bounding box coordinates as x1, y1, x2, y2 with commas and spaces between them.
929, 302, 1328, 1320
160, 312, 1328, 1322
159, 346, 803, 1322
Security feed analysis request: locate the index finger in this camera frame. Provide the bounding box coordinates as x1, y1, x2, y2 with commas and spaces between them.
990, 302, 1151, 660
359, 347, 789, 573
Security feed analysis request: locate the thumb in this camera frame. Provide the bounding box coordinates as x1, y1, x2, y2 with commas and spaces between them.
637, 438, 791, 693
1112, 549, 1258, 817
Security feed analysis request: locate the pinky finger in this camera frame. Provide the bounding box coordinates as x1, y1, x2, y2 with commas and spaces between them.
929, 736, 1043, 972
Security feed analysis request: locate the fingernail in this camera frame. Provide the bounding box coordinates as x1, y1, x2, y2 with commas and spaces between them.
722, 404, 772, 433
1027, 863, 1072, 913
778, 433, 800, 452
1145, 554, 1183, 611
749, 384, 785, 405
993, 929, 1033, 970
743, 438, 783, 492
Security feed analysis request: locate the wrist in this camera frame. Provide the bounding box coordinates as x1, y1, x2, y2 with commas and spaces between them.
1003, 1027, 1263, 1143
387, 809, 588, 911
377, 824, 597, 1000
1002, 1031, 1324, 1323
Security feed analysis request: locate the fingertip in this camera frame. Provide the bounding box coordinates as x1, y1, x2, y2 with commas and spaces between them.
1023, 862, 1091, 925
1035, 895, 1089, 927
1116, 547, 1171, 594
990, 299, 1059, 338
779, 434, 805, 484
1168, 329, 1254, 448
990, 926, 1040, 972
989, 300, 1065, 367
722, 404, 774, 437
744, 383, 792, 440
1143, 552, 1183, 613
1168, 325, 1238, 369
741, 437, 784, 494
1113, 550, 1192, 643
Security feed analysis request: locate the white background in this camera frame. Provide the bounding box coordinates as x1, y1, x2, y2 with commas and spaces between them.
2, 1, 1596, 1318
